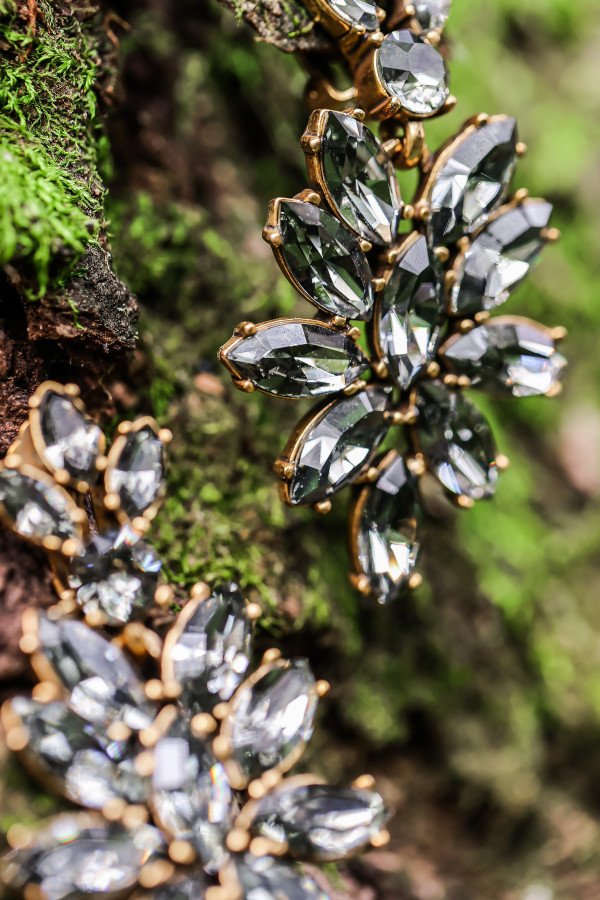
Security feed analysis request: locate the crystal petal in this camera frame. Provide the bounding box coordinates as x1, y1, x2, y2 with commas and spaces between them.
234, 853, 330, 900
413, 0, 452, 31
38, 391, 102, 484
377, 30, 449, 116
105, 425, 165, 521
0, 468, 79, 544
325, 0, 379, 30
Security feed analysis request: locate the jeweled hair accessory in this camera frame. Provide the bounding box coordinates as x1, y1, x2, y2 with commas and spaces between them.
219, 0, 567, 605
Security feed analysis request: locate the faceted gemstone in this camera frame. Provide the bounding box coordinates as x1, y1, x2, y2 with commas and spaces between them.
438, 317, 567, 397
376, 234, 445, 389
0, 815, 165, 900
413, 0, 452, 31
287, 387, 391, 506
377, 30, 449, 116
319, 111, 402, 245
8, 697, 148, 809
37, 614, 155, 731
276, 200, 374, 320
152, 873, 208, 900
415, 381, 498, 498
354, 454, 421, 603
325, 0, 379, 30
164, 583, 253, 711
151, 716, 234, 872
68, 525, 161, 625
227, 659, 318, 780
426, 117, 518, 246
0, 468, 78, 543
224, 322, 370, 399
234, 853, 330, 900
105, 425, 165, 520
449, 200, 553, 314
39, 391, 102, 484
251, 782, 390, 861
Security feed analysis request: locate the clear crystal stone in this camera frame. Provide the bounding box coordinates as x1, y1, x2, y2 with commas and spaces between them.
319, 111, 402, 245
105, 425, 165, 520
377, 30, 449, 116
151, 716, 234, 872
0, 469, 78, 542
251, 782, 389, 861
37, 614, 155, 731
376, 234, 445, 389
39, 392, 102, 484
234, 853, 330, 900
449, 200, 553, 314
165, 583, 252, 711
277, 200, 374, 320
354, 454, 421, 603
225, 322, 369, 399
439, 317, 567, 397
68, 525, 161, 625
287, 386, 391, 506
426, 117, 518, 246
325, 0, 379, 30
152, 872, 208, 900
413, 0, 452, 31
228, 659, 318, 780
415, 381, 498, 498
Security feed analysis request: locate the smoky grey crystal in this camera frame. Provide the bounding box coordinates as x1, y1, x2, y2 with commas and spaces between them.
151, 715, 234, 873
234, 853, 330, 900
288, 387, 391, 506
166, 583, 253, 711
0, 468, 78, 543
320, 111, 402, 245
377, 30, 449, 116
415, 380, 498, 498
68, 525, 161, 625
326, 0, 379, 30
152, 873, 208, 900
277, 200, 374, 320
37, 614, 155, 732
355, 454, 421, 603
228, 659, 318, 780
449, 200, 553, 314
439, 317, 567, 397
251, 782, 389, 862
426, 117, 518, 246
225, 321, 369, 399
376, 234, 445, 389
413, 0, 452, 31
39, 392, 102, 484
105, 425, 165, 520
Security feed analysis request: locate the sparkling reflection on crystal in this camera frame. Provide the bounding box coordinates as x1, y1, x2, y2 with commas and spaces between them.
277, 200, 374, 320
439, 317, 567, 397
326, 0, 379, 30
0, 468, 78, 542
450, 200, 553, 314
152, 872, 208, 900
320, 111, 402, 245
355, 454, 421, 603
234, 853, 330, 900
39, 392, 102, 484
288, 387, 391, 505
377, 30, 449, 116
377, 234, 445, 389
105, 426, 165, 520
225, 322, 369, 399
413, 0, 452, 31
415, 381, 498, 498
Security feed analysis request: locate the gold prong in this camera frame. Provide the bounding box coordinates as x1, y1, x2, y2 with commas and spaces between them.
42, 536, 62, 552
117, 421, 133, 435
353, 573, 372, 596
458, 319, 475, 333
414, 201, 431, 221
246, 601, 262, 620
442, 373, 458, 387
138, 860, 175, 890
371, 360, 389, 379
248, 779, 268, 800
60, 538, 81, 558
402, 204, 415, 220
54, 468, 70, 485
408, 572, 423, 590
457, 375, 471, 388
213, 735, 232, 761
496, 454, 510, 471
154, 584, 174, 608
233, 379, 256, 394
407, 456, 426, 477
359, 238, 373, 253
104, 492, 120, 511
226, 829, 250, 853
84, 609, 107, 629
347, 325, 362, 340
122, 805, 149, 828
131, 516, 150, 534
382, 138, 401, 157
234, 321, 258, 338
371, 828, 391, 848
445, 270, 457, 290
331, 314, 347, 328
474, 311, 490, 324
6, 726, 28, 752
442, 94, 457, 113
516, 141, 528, 157
352, 774, 376, 790
474, 112, 489, 126
316, 679, 330, 697
456, 495, 475, 509
95, 455, 108, 472
163, 679, 182, 700
263, 648, 282, 663
434, 246, 450, 264
31, 681, 61, 703
145, 679, 164, 701
513, 187, 529, 204
546, 381, 563, 398
551, 325, 567, 342
107, 721, 132, 743
274, 460, 295, 481
102, 798, 127, 821
367, 30, 384, 46
64, 383, 80, 397
212, 702, 230, 720
19, 633, 38, 655
308, 135, 322, 152
7, 823, 34, 850
158, 427, 173, 443
314, 499, 332, 515
373, 277, 386, 292
191, 581, 211, 601
342, 107, 366, 121
169, 840, 196, 865
263, 228, 282, 247
426, 361, 440, 378
191, 713, 218, 737
134, 751, 155, 777
542, 226, 561, 243
425, 30, 441, 45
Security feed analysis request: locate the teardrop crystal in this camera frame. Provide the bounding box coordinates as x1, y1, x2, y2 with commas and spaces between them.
105, 425, 165, 520
377, 30, 450, 116
38, 391, 102, 484
413, 0, 452, 31
325, 0, 379, 30
0, 468, 79, 544
234, 853, 330, 900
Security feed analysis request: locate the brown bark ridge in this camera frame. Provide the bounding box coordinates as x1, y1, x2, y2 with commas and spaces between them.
215, 0, 332, 52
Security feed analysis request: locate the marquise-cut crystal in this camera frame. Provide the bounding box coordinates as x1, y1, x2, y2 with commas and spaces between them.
413, 0, 452, 31
325, 0, 379, 30
439, 317, 567, 397
376, 234, 445, 389
426, 117, 518, 246
68, 525, 161, 625
415, 381, 498, 498
105, 425, 165, 520
0, 469, 78, 543
354, 454, 421, 603
151, 716, 234, 872
225, 322, 369, 399
37, 615, 154, 731
152, 873, 208, 900
228, 659, 318, 780
251, 782, 389, 861
165, 583, 252, 711
287, 387, 391, 506
39, 392, 102, 484
319, 111, 402, 245
277, 200, 374, 320
234, 853, 330, 900
377, 30, 449, 116
0, 815, 165, 900
450, 200, 553, 314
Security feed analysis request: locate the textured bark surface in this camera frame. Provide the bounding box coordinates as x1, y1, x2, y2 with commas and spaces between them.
215, 0, 332, 51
